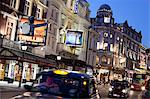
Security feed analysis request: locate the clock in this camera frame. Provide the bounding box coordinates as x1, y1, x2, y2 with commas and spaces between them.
104, 17, 110, 23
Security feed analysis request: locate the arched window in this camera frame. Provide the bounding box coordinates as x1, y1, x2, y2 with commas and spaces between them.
102, 56, 107, 63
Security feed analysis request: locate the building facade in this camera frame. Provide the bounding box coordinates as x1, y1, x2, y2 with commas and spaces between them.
0, 0, 97, 86
91, 4, 143, 81
0, 0, 56, 86
146, 49, 150, 70
45, 0, 97, 74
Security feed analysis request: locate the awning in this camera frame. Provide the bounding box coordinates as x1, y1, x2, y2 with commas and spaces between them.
0, 48, 56, 66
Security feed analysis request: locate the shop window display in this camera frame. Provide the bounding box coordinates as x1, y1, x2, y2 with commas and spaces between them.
23, 63, 37, 82
0, 64, 5, 80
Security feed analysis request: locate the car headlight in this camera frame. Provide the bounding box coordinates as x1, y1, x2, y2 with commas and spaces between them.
131, 85, 134, 88
35, 92, 42, 96
109, 87, 112, 91
23, 92, 31, 96
122, 89, 127, 93
141, 86, 145, 90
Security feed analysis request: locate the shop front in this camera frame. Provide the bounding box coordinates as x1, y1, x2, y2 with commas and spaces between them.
96, 66, 112, 84
0, 48, 56, 87
0, 60, 39, 83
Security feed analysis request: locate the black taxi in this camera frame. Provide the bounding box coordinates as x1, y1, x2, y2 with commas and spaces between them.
108, 80, 130, 98
11, 69, 100, 99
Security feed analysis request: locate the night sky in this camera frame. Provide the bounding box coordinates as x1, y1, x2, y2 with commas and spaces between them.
87, 0, 150, 48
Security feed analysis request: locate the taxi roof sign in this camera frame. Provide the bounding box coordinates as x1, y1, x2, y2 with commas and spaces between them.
53, 70, 68, 75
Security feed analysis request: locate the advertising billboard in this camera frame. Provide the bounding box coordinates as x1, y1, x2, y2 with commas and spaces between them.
65, 30, 83, 47
18, 17, 47, 46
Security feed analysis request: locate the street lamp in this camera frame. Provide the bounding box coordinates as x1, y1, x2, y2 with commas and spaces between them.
18, 45, 27, 87
57, 55, 61, 69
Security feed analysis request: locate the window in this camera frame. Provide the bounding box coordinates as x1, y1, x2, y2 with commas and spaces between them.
104, 32, 108, 37
63, 0, 67, 5
107, 58, 111, 64
51, 9, 54, 17
36, 7, 41, 19
49, 23, 52, 31
61, 14, 66, 26
70, 0, 74, 9
52, 38, 55, 50
55, 12, 59, 23
6, 22, 13, 39
24, 0, 30, 15
53, 28, 57, 35
10, 0, 16, 8
102, 56, 107, 63
48, 35, 51, 45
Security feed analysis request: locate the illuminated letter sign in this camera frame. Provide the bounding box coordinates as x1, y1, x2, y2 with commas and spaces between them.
74, 0, 79, 14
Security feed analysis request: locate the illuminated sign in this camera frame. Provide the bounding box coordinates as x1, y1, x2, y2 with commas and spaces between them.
104, 17, 110, 23
65, 30, 83, 47
74, 0, 79, 14
53, 70, 68, 75
18, 17, 47, 46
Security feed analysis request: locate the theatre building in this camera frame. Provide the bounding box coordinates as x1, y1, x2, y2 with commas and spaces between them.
0, 0, 56, 87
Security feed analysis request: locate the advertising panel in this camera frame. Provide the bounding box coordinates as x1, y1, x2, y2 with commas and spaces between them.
18, 17, 47, 46
65, 30, 83, 47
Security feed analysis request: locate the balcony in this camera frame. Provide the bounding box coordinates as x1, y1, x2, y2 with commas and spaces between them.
2, 38, 32, 53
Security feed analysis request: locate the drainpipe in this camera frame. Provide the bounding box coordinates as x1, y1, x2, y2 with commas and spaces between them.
85, 26, 92, 73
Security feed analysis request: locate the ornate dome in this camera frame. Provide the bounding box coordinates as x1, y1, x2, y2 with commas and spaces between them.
98, 4, 112, 13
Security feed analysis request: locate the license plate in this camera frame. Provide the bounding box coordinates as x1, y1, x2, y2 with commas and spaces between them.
113, 94, 119, 97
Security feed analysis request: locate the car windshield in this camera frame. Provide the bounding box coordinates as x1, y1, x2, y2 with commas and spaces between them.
31, 73, 81, 97
111, 81, 128, 88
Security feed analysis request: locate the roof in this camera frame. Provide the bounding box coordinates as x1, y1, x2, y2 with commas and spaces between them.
40, 69, 92, 80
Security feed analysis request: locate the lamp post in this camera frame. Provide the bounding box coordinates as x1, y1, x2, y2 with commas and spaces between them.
18, 45, 27, 87
57, 55, 61, 69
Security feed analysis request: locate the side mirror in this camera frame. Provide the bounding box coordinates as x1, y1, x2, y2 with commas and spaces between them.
24, 85, 32, 91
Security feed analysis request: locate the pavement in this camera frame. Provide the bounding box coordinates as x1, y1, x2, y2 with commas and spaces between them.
0, 85, 25, 99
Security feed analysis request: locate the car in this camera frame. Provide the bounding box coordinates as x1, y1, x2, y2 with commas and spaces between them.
108, 80, 130, 98
11, 69, 101, 99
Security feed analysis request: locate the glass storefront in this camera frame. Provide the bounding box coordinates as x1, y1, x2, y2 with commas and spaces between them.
22, 62, 39, 82
0, 60, 39, 84
0, 63, 5, 80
